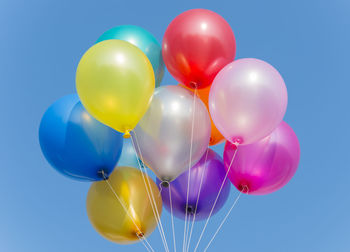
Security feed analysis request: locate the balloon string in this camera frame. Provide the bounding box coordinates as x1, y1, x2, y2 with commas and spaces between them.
183, 88, 197, 252
101, 172, 154, 252
184, 215, 191, 252
131, 131, 170, 252
131, 132, 169, 252
193, 144, 239, 252
168, 183, 177, 252
139, 235, 153, 252
203, 189, 245, 252
186, 147, 210, 252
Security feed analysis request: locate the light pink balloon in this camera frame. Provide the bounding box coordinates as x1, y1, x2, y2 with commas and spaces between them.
224, 121, 300, 195
209, 58, 288, 145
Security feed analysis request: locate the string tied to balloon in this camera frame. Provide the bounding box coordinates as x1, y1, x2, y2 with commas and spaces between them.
131, 130, 171, 252
97, 168, 110, 180
98, 170, 156, 252
124, 130, 131, 139
203, 187, 247, 252
193, 140, 240, 252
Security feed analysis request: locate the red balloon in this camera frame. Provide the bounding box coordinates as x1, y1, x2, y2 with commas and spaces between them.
162, 9, 236, 89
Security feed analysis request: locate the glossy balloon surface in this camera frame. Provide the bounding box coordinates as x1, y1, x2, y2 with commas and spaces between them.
39, 94, 123, 181
76, 40, 155, 135
162, 9, 236, 89
179, 84, 224, 145
157, 149, 230, 220
210, 58, 288, 145
96, 25, 164, 86
224, 122, 300, 195
118, 138, 146, 169
133, 85, 211, 182
86, 166, 162, 244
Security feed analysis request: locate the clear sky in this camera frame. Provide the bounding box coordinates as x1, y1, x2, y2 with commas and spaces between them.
1, 0, 349, 251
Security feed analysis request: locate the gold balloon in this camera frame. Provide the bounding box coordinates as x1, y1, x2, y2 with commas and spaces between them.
86, 166, 162, 244
76, 40, 155, 137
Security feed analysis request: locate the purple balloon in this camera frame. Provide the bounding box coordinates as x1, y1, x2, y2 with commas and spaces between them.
157, 149, 230, 221
224, 121, 300, 195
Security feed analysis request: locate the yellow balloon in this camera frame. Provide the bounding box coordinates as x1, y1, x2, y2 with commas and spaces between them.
76, 40, 155, 137
86, 166, 162, 244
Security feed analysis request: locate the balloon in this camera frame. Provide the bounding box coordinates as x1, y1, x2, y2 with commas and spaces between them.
224, 121, 300, 195
133, 85, 211, 182
96, 25, 164, 87
209, 58, 288, 145
39, 94, 123, 181
179, 84, 224, 145
86, 166, 162, 244
157, 149, 230, 220
162, 9, 236, 89
76, 39, 155, 137
118, 138, 146, 169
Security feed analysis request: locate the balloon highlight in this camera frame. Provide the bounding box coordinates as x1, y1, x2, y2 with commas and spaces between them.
210, 58, 288, 145
224, 121, 300, 195
76, 39, 155, 136
39, 94, 123, 181
86, 166, 162, 244
134, 85, 211, 182
158, 149, 230, 220
96, 25, 164, 87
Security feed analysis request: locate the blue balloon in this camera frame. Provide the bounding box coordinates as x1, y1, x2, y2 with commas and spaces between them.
118, 138, 146, 169
96, 25, 165, 87
39, 94, 123, 181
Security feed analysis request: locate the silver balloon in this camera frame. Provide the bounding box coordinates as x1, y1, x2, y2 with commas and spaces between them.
133, 85, 211, 182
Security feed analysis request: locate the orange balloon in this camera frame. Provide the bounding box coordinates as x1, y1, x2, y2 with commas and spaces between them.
179, 84, 224, 145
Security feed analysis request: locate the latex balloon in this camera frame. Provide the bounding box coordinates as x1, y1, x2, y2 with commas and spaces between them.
39, 94, 123, 181
224, 121, 300, 195
179, 84, 224, 145
96, 25, 164, 87
157, 149, 230, 220
86, 166, 162, 244
209, 58, 288, 145
76, 39, 155, 137
118, 138, 146, 169
133, 85, 211, 182
162, 9, 236, 89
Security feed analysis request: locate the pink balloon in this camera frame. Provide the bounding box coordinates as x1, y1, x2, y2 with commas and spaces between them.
224, 121, 300, 195
209, 58, 288, 145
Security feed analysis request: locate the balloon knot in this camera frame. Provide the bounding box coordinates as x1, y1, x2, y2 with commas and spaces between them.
161, 181, 170, 188
136, 231, 144, 238
231, 137, 243, 147
97, 169, 109, 180
185, 205, 195, 215
189, 81, 198, 89
238, 184, 249, 194
123, 130, 131, 139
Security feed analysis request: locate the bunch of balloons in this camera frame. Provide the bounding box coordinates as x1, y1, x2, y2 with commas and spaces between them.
39, 8, 300, 250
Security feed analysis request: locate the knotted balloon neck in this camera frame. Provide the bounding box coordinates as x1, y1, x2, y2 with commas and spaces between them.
238, 184, 250, 194
231, 137, 243, 146
98, 169, 109, 180
136, 230, 144, 238
160, 181, 170, 188
123, 130, 131, 139
185, 205, 196, 215
189, 81, 198, 89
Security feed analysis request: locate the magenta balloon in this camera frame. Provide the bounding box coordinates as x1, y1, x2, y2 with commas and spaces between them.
224, 121, 300, 195
209, 58, 288, 145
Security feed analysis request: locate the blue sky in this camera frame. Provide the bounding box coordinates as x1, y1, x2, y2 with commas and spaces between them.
1, 0, 349, 251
